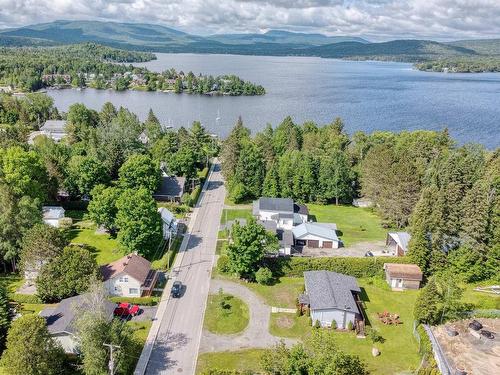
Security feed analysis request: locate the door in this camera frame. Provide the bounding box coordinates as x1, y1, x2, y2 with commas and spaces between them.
397, 279, 404, 288
323, 241, 333, 248
308, 240, 319, 248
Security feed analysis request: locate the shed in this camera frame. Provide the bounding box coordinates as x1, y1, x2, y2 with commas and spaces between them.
386, 232, 411, 256
384, 263, 423, 290
42, 206, 65, 227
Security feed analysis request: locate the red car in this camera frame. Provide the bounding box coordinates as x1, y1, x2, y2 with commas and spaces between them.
114, 302, 140, 317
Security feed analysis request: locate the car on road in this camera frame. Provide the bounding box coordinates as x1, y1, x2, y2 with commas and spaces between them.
171, 281, 182, 298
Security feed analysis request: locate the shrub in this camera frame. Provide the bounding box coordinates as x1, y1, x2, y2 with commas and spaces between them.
181, 193, 192, 206
308, 317, 312, 326
314, 320, 321, 329
190, 186, 202, 206
331, 320, 337, 329
58, 217, 73, 230
109, 296, 157, 306
10, 293, 41, 304
217, 255, 230, 273
347, 321, 354, 331
366, 327, 385, 344
255, 267, 273, 285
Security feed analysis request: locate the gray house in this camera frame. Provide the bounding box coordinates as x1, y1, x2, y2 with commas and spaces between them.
40, 294, 115, 354
300, 271, 362, 329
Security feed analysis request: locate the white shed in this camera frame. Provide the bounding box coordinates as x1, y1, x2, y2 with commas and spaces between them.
42, 206, 65, 227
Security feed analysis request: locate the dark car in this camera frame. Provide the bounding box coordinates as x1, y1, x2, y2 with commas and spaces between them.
171, 281, 182, 298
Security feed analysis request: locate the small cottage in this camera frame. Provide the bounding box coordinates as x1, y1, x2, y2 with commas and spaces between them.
384, 263, 423, 290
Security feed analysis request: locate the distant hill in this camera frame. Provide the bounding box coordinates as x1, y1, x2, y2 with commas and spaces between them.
0, 20, 498, 64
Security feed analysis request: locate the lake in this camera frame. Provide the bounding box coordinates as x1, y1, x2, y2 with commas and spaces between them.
47, 53, 500, 148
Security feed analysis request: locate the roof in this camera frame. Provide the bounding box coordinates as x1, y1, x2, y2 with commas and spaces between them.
254, 197, 294, 213
384, 263, 423, 281
100, 253, 152, 285
154, 176, 186, 198
258, 220, 277, 232
278, 229, 294, 248
40, 120, 67, 133
158, 207, 175, 225
304, 271, 361, 313
292, 222, 339, 242
294, 203, 309, 216
388, 232, 411, 252
42, 206, 65, 220
40, 294, 115, 335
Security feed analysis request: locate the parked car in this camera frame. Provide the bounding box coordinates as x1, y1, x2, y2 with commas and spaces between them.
113, 302, 140, 317
171, 281, 182, 298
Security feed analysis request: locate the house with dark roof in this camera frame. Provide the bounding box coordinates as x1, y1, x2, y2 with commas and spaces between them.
153, 175, 186, 202
40, 294, 115, 354
384, 263, 423, 290
300, 271, 362, 329
386, 232, 411, 256
100, 254, 158, 297
253, 197, 308, 230
292, 222, 341, 249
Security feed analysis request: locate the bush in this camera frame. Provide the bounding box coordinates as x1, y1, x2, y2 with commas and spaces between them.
308, 317, 312, 326
10, 293, 41, 304
255, 267, 273, 285
108, 296, 157, 306
314, 320, 321, 329
217, 255, 230, 273
331, 320, 338, 329
347, 321, 354, 331
263, 256, 413, 278
58, 217, 73, 230
366, 327, 385, 344
190, 186, 202, 206
181, 193, 192, 207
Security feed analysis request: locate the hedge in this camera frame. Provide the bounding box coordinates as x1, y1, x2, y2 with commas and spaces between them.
109, 296, 157, 306
10, 293, 41, 304
262, 256, 413, 278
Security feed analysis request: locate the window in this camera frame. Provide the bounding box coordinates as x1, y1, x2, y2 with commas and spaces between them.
119, 276, 129, 282
129, 288, 139, 295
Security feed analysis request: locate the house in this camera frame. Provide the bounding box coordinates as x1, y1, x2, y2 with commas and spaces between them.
29, 120, 68, 144
253, 197, 308, 230
292, 222, 341, 249
300, 271, 363, 329
158, 207, 178, 240
153, 176, 186, 202
40, 294, 115, 354
384, 263, 423, 290
386, 232, 411, 256
42, 206, 65, 227
100, 254, 158, 297
258, 219, 293, 255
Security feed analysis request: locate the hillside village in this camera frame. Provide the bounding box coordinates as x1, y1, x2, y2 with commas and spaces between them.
0, 94, 498, 375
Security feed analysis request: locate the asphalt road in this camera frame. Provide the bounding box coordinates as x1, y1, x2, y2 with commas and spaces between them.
145, 163, 225, 375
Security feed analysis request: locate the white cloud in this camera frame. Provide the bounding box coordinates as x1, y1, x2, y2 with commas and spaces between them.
0, 0, 499, 40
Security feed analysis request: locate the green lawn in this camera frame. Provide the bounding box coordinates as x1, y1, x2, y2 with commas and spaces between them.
462, 283, 500, 309
243, 277, 304, 308
0, 274, 53, 316
204, 293, 249, 334
308, 204, 387, 246
67, 228, 123, 265
196, 349, 266, 374
215, 239, 228, 255
220, 208, 253, 225
269, 313, 310, 339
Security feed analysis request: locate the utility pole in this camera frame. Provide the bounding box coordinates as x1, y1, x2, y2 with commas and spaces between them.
103, 343, 121, 375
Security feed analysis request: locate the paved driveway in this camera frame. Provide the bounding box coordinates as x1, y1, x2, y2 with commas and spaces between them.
142, 163, 226, 375
200, 279, 297, 353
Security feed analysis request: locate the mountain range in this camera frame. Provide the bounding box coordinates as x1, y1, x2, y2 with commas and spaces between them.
0, 20, 499, 62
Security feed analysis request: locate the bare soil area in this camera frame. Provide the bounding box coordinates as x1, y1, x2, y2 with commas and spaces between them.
433, 318, 500, 375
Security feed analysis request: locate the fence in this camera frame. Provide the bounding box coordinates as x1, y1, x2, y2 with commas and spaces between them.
422, 324, 453, 375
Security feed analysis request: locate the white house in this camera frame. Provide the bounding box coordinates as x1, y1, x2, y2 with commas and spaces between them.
100, 254, 157, 297
40, 294, 115, 354
42, 206, 65, 227
301, 271, 362, 329
292, 222, 341, 249
253, 197, 308, 230
28, 120, 68, 144
158, 207, 178, 240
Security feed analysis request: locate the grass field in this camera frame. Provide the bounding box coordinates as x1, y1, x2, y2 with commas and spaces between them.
67, 227, 123, 265
243, 277, 304, 308
220, 208, 253, 225
462, 283, 500, 309
269, 313, 310, 339
204, 293, 249, 334
307, 204, 387, 246
196, 349, 266, 374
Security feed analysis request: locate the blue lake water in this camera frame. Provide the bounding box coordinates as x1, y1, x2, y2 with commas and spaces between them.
47, 53, 500, 148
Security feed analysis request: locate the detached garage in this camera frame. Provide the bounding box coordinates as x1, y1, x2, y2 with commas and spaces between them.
292, 222, 341, 249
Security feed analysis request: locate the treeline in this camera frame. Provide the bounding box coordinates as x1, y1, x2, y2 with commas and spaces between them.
220, 117, 499, 281
415, 57, 500, 73
0, 93, 218, 270
0, 43, 266, 95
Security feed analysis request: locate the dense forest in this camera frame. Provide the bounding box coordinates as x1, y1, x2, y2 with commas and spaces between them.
0, 43, 265, 95
220, 117, 499, 281
415, 57, 500, 72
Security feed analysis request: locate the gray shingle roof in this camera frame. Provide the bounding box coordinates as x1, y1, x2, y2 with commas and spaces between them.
304, 271, 360, 313
40, 120, 67, 132
40, 294, 115, 335
255, 197, 294, 213
154, 176, 186, 198
292, 222, 339, 242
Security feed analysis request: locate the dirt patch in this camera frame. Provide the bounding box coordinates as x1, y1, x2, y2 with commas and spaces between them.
276, 315, 294, 329
432, 318, 500, 375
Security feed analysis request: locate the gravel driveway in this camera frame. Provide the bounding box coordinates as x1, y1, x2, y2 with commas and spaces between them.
199, 279, 297, 353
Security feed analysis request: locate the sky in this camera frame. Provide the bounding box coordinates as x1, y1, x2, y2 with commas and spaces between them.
0, 0, 499, 41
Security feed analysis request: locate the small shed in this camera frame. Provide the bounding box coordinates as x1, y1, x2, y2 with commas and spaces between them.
42, 206, 65, 227
386, 232, 411, 256
384, 263, 423, 290
153, 176, 186, 202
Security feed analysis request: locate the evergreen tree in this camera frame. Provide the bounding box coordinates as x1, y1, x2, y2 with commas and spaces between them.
319, 150, 353, 205
414, 278, 441, 324
0, 285, 9, 351
262, 161, 280, 197
220, 117, 250, 181
233, 141, 265, 200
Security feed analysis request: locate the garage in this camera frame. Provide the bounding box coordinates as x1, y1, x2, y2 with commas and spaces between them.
307, 240, 319, 248
323, 241, 333, 248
